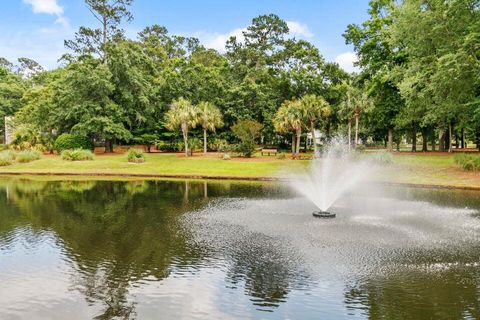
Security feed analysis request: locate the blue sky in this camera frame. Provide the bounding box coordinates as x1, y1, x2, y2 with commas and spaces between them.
0, 0, 370, 72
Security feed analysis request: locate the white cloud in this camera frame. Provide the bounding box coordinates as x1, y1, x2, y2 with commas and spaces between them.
23, 0, 69, 27
335, 52, 359, 73
23, 0, 63, 15
286, 21, 313, 38
193, 28, 245, 52
193, 20, 313, 52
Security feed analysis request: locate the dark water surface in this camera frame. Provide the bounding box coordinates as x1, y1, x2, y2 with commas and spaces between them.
0, 177, 479, 319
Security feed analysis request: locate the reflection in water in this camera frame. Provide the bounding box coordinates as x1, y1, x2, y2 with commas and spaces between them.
0, 178, 479, 319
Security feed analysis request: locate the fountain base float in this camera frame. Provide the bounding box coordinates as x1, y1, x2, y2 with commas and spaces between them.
312, 211, 336, 218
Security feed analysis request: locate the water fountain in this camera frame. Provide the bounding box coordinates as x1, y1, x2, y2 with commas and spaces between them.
290, 137, 375, 218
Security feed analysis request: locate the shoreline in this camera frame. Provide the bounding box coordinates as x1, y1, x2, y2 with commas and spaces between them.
1, 171, 479, 191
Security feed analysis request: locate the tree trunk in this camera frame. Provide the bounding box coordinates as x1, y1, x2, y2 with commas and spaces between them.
203, 181, 208, 198
203, 129, 207, 155
476, 129, 480, 151
295, 128, 302, 157
348, 120, 352, 149
311, 122, 317, 157
448, 123, 453, 152
102, 16, 108, 64
461, 128, 465, 149
291, 134, 296, 154
431, 130, 436, 151
354, 113, 359, 147
439, 129, 445, 152
421, 128, 428, 152
105, 139, 113, 153
182, 124, 189, 157
396, 140, 400, 152
326, 120, 331, 139
387, 128, 393, 151
411, 126, 417, 152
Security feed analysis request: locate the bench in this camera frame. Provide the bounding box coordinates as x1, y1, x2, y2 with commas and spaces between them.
261, 148, 278, 156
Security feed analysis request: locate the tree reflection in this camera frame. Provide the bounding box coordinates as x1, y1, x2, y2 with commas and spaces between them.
0, 178, 297, 318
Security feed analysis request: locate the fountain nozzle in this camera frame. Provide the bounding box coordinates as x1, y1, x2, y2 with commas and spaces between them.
312, 211, 336, 218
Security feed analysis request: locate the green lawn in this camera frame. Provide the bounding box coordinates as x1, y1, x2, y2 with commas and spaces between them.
0, 152, 478, 188
0, 153, 308, 178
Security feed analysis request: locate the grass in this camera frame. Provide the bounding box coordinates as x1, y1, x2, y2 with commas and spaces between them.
0, 153, 307, 178
0, 151, 478, 188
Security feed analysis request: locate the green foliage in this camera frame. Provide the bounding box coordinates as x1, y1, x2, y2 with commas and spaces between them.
126, 148, 145, 163
16, 150, 41, 163
133, 133, 158, 152
10, 124, 49, 151
454, 154, 480, 171
54, 134, 93, 153
208, 138, 229, 151
231, 120, 263, 157
61, 149, 94, 161
156, 140, 176, 152
0, 144, 5, 151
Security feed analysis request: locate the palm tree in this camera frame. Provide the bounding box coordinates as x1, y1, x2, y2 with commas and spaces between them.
164, 97, 200, 157
340, 83, 373, 148
274, 99, 304, 158
198, 102, 223, 155
300, 94, 332, 157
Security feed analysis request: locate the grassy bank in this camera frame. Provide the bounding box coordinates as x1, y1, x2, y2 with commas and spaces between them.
0, 152, 478, 188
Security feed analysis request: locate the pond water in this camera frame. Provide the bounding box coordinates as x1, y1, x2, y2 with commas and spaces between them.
0, 177, 479, 319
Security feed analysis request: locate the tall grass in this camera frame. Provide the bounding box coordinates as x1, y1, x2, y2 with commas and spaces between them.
16, 150, 42, 163
454, 153, 480, 171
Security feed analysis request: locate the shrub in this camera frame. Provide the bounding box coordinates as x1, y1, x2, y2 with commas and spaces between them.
126, 148, 145, 163
454, 154, 480, 171
54, 134, 93, 153
208, 138, 229, 151
0, 153, 14, 166
16, 150, 41, 163
218, 141, 235, 153
61, 149, 94, 161
156, 141, 175, 152
371, 151, 393, 165
188, 137, 202, 153
231, 120, 263, 158
0, 144, 5, 151
276, 152, 286, 160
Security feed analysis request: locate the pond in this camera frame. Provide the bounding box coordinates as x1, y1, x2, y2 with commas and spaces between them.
0, 177, 479, 319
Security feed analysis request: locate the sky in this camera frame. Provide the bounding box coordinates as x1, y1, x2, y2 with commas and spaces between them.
0, 0, 371, 72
